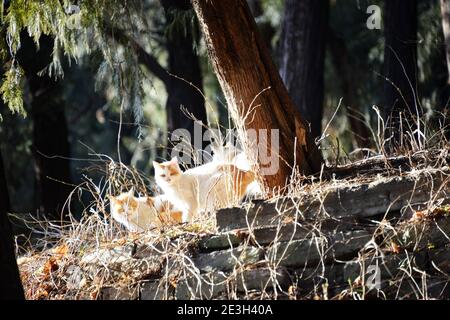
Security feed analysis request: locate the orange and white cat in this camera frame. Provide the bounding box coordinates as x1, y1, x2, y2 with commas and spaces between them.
211, 142, 262, 197
109, 188, 182, 232
153, 157, 256, 223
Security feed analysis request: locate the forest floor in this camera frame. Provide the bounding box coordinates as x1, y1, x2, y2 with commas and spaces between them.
15, 147, 450, 300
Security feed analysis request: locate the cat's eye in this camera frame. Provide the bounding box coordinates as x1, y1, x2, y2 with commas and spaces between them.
160, 174, 166, 178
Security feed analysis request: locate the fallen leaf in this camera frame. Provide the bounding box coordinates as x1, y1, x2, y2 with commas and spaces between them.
235, 229, 249, 241
113, 237, 127, 246
390, 241, 401, 254
411, 210, 426, 221
169, 277, 178, 289
288, 285, 297, 300
282, 216, 294, 224
90, 289, 99, 300
42, 257, 59, 279
353, 276, 362, 286
35, 288, 49, 300
51, 243, 69, 258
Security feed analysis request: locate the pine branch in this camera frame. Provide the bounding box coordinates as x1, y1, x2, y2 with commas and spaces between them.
107, 27, 170, 87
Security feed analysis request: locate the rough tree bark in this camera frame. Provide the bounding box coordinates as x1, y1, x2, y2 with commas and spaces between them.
0, 148, 25, 299
328, 28, 372, 149
161, 0, 207, 156
278, 0, 329, 140
383, 0, 419, 123
192, 0, 323, 189
18, 34, 73, 220
441, 0, 450, 84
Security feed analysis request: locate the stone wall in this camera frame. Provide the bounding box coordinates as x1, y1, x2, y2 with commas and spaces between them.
91, 168, 450, 300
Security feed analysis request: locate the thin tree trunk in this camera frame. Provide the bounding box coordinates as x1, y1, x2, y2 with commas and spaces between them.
328, 28, 372, 149
0, 148, 25, 300
441, 0, 450, 84
31, 90, 72, 220
247, 0, 275, 50
383, 0, 419, 124
278, 0, 329, 140
161, 0, 207, 159
108, 13, 207, 162
18, 34, 73, 220
192, 0, 323, 189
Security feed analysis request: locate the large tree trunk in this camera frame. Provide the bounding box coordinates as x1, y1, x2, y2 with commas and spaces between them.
0, 148, 25, 300
383, 0, 419, 132
192, 0, 323, 189
18, 35, 73, 220
161, 0, 207, 159
442, 0, 450, 84
278, 0, 329, 140
328, 28, 372, 149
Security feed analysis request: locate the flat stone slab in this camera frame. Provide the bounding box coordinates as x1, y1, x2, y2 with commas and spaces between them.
99, 285, 139, 300
140, 280, 173, 300
234, 267, 291, 293
216, 169, 450, 232
175, 267, 290, 300
291, 263, 346, 295
79, 243, 162, 281
81, 245, 134, 266
198, 233, 241, 252
175, 272, 228, 300
244, 218, 373, 246
268, 230, 372, 268
193, 246, 264, 273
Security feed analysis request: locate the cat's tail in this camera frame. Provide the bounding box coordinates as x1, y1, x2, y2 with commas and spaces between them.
218, 164, 259, 199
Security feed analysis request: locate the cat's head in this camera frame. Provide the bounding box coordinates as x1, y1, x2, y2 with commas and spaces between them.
211, 141, 240, 163
153, 157, 182, 187
109, 188, 138, 216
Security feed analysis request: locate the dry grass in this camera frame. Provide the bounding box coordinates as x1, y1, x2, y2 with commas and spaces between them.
14, 100, 450, 300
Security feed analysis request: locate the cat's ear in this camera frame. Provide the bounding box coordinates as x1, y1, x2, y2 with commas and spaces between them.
170, 157, 178, 165
153, 161, 161, 169
127, 187, 134, 197
109, 195, 118, 204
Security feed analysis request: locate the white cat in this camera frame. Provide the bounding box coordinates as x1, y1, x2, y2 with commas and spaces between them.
153, 157, 255, 223
109, 188, 182, 232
